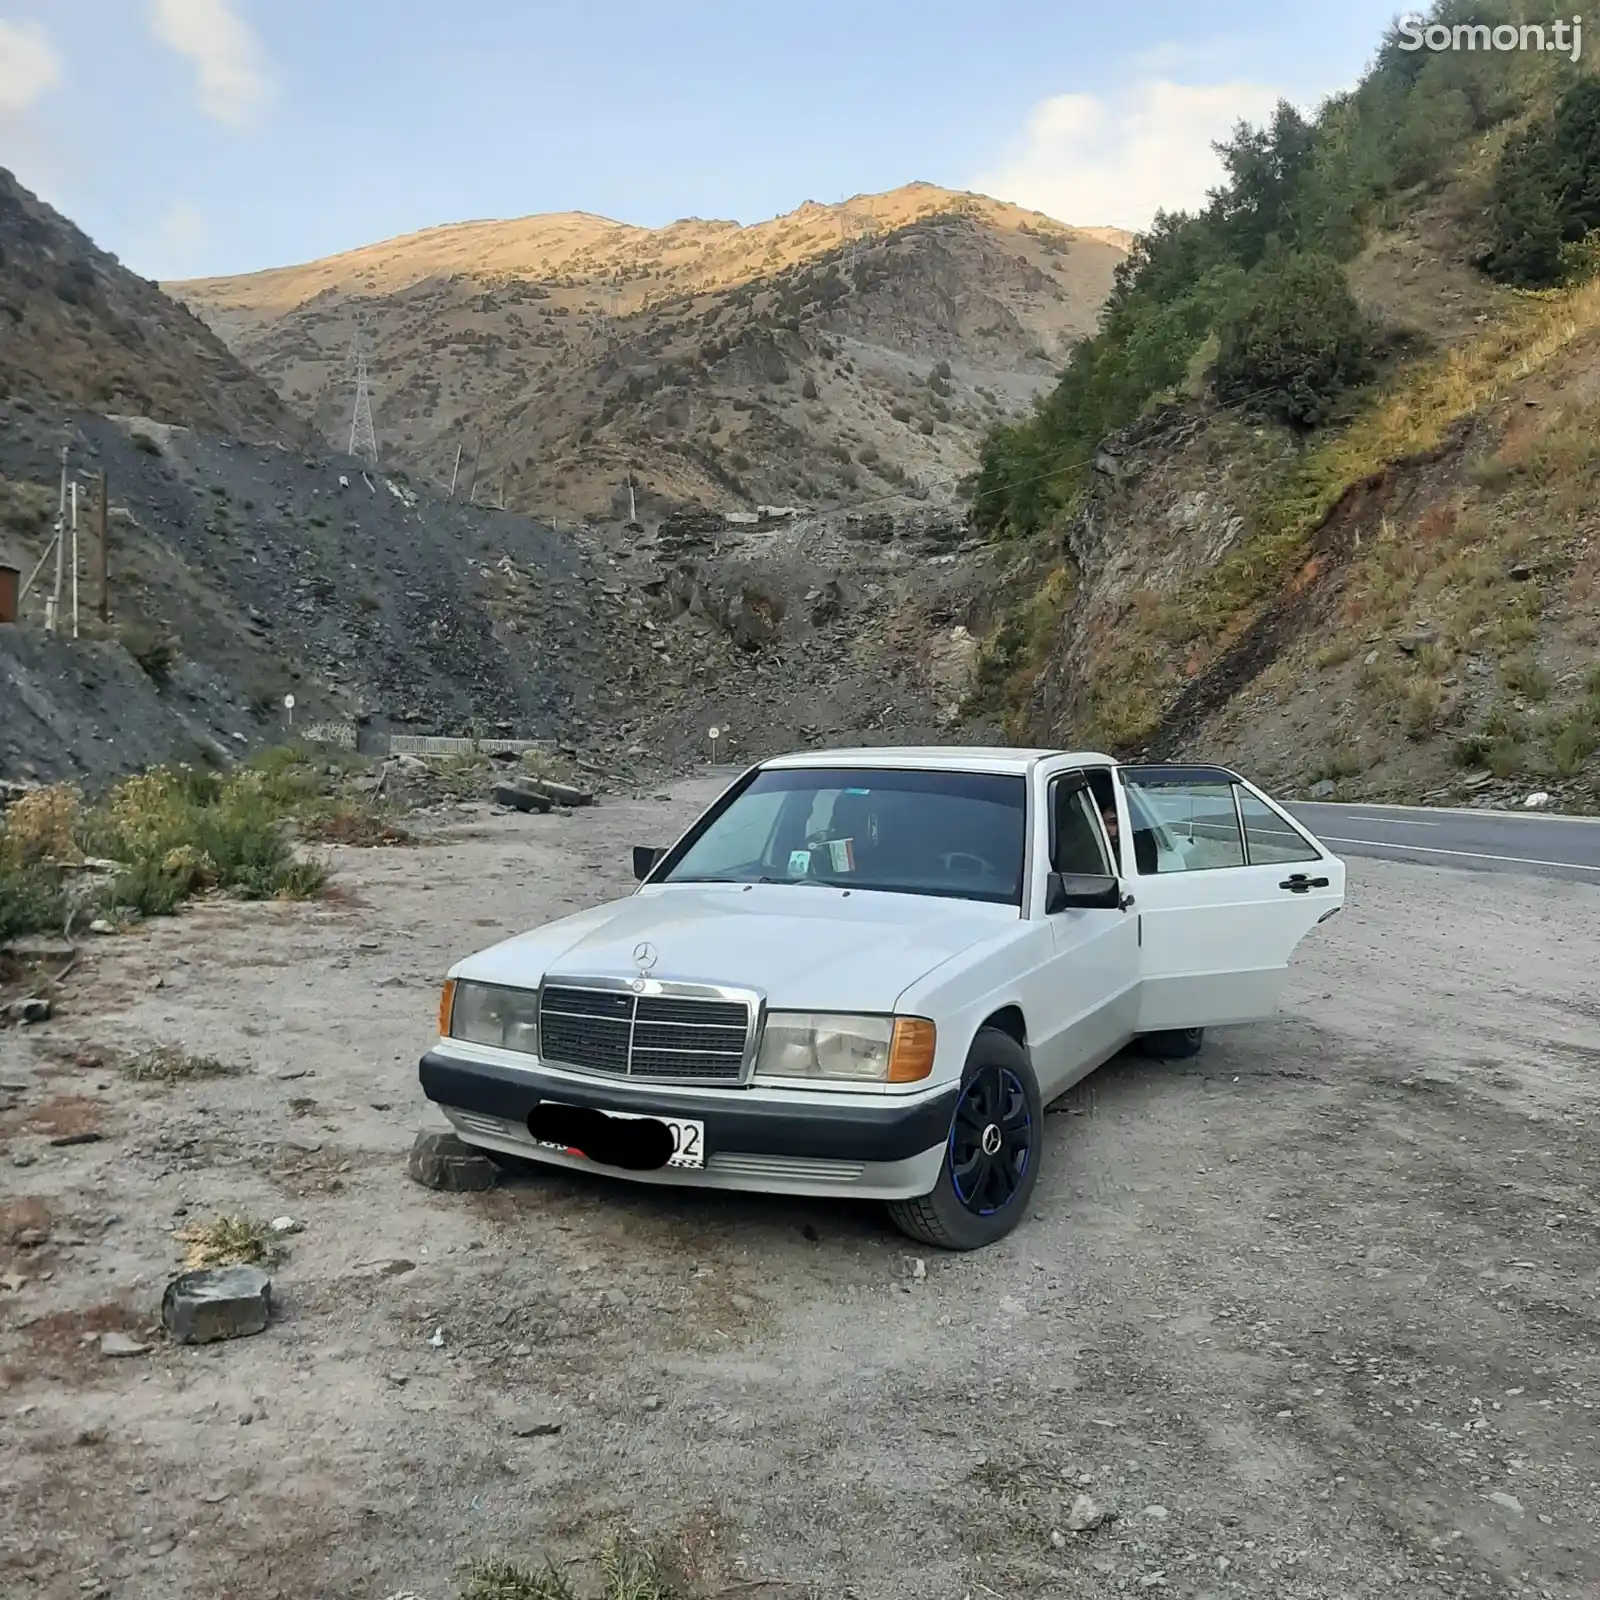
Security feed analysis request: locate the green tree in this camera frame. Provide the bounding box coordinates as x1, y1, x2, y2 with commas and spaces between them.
1213, 251, 1373, 429
1485, 128, 1567, 286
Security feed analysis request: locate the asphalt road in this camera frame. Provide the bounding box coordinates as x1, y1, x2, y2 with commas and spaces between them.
1288, 799, 1600, 884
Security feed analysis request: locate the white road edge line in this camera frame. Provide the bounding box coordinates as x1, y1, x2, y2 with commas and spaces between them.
1298, 800, 1600, 826
1318, 835, 1600, 874
1347, 816, 1440, 827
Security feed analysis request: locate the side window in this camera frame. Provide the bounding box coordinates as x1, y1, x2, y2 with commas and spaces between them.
1236, 788, 1320, 864
1050, 781, 1113, 876
1121, 778, 1245, 873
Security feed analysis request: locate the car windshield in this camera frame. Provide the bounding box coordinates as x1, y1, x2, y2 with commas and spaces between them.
659, 766, 1028, 906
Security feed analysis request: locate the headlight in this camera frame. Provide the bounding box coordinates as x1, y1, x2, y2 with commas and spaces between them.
754, 1013, 935, 1084
444, 980, 541, 1055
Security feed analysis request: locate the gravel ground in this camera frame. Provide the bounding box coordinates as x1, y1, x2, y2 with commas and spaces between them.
1, 775, 1597, 1600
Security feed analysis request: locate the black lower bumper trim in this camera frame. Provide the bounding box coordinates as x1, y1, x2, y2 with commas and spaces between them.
419, 1051, 957, 1165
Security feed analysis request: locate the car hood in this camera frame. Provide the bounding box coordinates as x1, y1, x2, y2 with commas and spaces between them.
452, 883, 1018, 1011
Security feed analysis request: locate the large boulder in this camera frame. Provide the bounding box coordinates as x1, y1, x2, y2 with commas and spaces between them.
407, 1130, 500, 1192
161, 1265, 273, 1345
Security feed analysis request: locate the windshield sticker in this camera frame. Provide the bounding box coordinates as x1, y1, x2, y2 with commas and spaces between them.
843, 787, 870, 795
786, 848, 812, 876
827, 837, 856, 872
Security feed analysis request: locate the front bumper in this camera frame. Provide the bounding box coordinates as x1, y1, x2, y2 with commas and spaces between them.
418, 1050, 956, 1201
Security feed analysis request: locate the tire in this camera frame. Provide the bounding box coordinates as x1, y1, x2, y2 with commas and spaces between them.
1139, 1027, 1205, 1059
886, 1028, 1044, 1251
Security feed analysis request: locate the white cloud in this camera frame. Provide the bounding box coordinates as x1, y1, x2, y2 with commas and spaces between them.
974, 79, 1290, 233
0, 19, 61, 114
149, 0, 274, 130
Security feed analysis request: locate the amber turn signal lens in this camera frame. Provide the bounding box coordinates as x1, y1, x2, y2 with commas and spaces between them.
887, 1017, 936, 1082
438, 979, 457, 1038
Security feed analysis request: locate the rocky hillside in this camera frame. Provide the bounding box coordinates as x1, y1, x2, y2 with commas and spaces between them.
0, 170, 299, 446
967, 3, 1600, 813
0, 398, 993, 787
171, 186, 1128, 519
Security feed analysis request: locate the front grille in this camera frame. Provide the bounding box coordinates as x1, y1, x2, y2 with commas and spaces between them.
539, 985, 750, 1082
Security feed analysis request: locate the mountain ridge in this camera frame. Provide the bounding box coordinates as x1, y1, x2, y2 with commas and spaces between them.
0, 168, 300, 446
170, 184, 1131, 519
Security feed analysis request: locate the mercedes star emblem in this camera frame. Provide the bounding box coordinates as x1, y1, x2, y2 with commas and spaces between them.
633, 941, 659, 972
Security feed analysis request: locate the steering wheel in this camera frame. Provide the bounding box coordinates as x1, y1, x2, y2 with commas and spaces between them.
937, 851, 995, 875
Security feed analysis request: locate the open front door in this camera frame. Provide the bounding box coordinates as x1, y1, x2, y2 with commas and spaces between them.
1113, 765, 1345, 1031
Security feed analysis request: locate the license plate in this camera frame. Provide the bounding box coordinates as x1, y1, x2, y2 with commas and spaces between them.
528, 1102, 705, 1171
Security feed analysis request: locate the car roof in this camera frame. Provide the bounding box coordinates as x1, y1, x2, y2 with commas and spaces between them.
757, 746, 1116, 776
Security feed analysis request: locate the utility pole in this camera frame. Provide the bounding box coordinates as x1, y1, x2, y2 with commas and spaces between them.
448, 442, 463, 500
48, 446, 67, 633
465, 429, 484, 504
70, 481, 79, 637
95, 471, 109, 624
627, 474, 636, 524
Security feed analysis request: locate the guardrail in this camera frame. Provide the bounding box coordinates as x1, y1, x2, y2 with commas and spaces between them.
386, 735, 548, 757
300, 722, 359, 749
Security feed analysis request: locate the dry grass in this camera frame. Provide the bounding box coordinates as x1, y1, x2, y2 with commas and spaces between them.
458, 1530, 698, 1600
299, 804, 412, 848
121, 1045, 238, 1085
1400, 678, 1444, 741
174, 1214, 284, 1270
1177, 279, 1600, 650
1313, 744, 1369, 782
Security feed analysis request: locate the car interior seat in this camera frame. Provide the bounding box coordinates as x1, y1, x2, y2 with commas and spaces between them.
1131, 827, 1159, 874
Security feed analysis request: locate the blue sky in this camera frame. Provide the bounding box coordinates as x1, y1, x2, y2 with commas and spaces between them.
1, 0, 1405, 281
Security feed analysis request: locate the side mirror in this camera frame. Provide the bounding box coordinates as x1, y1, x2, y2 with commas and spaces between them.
632, 845, 667, 882
1045, 872, 1122, 913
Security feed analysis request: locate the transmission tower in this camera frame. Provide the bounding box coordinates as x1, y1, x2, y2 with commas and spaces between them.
842, 209, 875, 273
347, 319, 380, 469
595, 282, 621, 349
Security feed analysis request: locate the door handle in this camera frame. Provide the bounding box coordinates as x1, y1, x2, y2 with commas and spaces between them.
1279, 874, 1330, 893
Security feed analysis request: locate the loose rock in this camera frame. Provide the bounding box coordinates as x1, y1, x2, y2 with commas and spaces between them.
1065, 1493, 1111, 1532
407, 1130, 500, 1192
510, 1413, 563, 1437
161, 1264, 272, 1345
100, 1331, 152, 1358
492, 781, 553, 814
535, 779, 593, 807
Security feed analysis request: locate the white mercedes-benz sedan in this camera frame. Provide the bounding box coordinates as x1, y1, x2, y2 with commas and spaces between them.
419, 747, 1344, 1249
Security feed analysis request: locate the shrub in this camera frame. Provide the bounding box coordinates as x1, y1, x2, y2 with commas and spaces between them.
84, 761, 333, 915
1213, 250, 1373, 428
0, 785, 83, 867
0, 862, 67, 941
130, 431, 161, 456
120, 624, 179, 683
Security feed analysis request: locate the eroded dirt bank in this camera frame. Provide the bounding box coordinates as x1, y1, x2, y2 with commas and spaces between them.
2, 775, 1597, 1600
